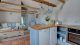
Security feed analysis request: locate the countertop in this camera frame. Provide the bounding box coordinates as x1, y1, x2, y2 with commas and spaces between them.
0, 32, 30, 42
31, 24, 57, 30
31, 24, 80, 30
58, 25, 80, 30
0, 29, 25, 33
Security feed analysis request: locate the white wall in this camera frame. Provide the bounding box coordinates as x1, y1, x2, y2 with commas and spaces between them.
0, 12, 21, 23
27, 14, 36, 26
36, 5, 57, 24
0, 0, 21, 10
0, 0, 21, 23
58, 0, 80, 25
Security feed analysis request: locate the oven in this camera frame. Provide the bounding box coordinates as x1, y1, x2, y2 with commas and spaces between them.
68, 28, 80, 45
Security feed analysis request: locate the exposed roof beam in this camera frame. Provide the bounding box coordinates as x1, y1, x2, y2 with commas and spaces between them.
0, 1, 39, 9
0, 7, 25, 13
59, 0, 65, 3
0, 7, 37, 13
33, 0, 56, 7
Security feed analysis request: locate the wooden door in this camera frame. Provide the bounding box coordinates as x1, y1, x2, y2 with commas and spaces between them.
19, 37, 25, 45
12, 39, 19, 45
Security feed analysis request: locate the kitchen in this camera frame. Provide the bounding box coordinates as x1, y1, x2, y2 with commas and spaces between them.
0, 0, 80, 45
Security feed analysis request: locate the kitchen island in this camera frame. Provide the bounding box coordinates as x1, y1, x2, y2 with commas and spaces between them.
29, 24, 57, 45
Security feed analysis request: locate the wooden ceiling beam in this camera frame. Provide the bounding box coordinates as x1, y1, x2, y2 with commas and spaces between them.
33, 0, 56, 7
59, 0, 65, 3
0, 1, 39, 9
0, 7, 22, 13
0, 7, 37, 13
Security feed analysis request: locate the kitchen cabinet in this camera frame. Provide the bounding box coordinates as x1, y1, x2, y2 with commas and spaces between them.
2, 41, 12, 45
50, 27, 57, 45
25, 39, 30, 45
0, 43, 3, 45
0, 40, 12, 45
29, 27, 50, 45
25, 35, 30, 45
29, 26, 58, 45
12, 39, 19, 45
19, 38, 25, 45
0, 32, 30, 45
39, 29, 50, 45
30, 28, 39, 45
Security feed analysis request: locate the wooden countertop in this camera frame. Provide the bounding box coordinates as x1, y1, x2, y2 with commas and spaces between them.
0, 29, 25, 33
31, 24, 57, 30
58, 25, 80, 30
31, 24, 80, 30
0, 32, 30, 42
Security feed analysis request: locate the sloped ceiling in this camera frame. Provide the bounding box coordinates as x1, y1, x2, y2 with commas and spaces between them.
33, 0, 57, 7
22, 0, 65, 8
1, 0, 65, 8
22, 0, 41, 9
22, 0, 63, 8
1, 0, 21, 4
42, 0, 59, 5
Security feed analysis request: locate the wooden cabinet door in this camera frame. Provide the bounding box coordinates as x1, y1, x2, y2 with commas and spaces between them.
19, 38, 25, 45
12, 39, 19, 45
2, 41, 12, 45
25, 35, 30, 45
25, 40, 30, 45
0, 43, 3, 45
